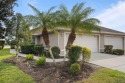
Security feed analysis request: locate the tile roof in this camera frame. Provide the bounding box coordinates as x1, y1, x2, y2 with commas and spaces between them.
32, 26, 125, 36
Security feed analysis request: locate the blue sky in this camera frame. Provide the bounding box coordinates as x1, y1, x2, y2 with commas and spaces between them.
14, 0, 125, 32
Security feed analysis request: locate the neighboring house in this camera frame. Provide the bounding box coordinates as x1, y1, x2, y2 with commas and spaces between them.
33, 27, 125, 55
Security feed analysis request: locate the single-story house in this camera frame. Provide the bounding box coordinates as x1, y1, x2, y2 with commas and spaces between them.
33, 27, 125, 55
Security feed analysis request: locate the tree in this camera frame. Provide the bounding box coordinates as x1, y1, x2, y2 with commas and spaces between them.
57, 3, 100, 61
28, 4, 57, 64
11, 13, 23, 57
0, 0, 17, 39
11, 13, 32, 58
0, 23, 5, 39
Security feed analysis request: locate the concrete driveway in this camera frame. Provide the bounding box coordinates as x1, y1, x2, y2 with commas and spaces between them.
90, 53, 125, 73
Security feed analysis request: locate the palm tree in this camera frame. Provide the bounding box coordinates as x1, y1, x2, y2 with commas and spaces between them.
28, 4, 57, 64
57, 3, 100, 61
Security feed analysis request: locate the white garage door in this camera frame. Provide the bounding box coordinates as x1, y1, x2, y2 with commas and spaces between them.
65, 33, 99, 52
105, 36, 123, 49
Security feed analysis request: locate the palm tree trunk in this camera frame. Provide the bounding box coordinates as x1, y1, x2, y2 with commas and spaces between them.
64, 30, 76, 61
66, 30, 76, 49
42, 27, 56, 65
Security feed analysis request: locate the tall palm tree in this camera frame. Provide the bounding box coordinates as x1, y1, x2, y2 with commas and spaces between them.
57, 3, 100, 61
28, 4, 57, 64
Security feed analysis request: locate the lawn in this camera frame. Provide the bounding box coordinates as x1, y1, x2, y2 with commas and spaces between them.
1, 49, 125, 83
0, 48, 35, 83
82, 68, 125, 83
0, 48, 15, 61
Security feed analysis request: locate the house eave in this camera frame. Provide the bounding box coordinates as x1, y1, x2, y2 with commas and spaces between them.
32, 28, 125, 36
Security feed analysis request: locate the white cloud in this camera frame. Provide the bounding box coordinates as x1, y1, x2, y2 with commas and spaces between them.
96, 1, 125, 32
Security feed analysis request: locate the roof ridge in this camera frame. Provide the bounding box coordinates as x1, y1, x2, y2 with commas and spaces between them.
100, 26, 125, 34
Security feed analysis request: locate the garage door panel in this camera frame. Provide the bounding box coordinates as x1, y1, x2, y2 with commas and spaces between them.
105, 36, 123, 49
65, 33, 98, 52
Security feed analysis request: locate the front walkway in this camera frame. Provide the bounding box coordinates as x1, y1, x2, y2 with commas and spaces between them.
90, 53, 125, 73
10, 49, 68, 62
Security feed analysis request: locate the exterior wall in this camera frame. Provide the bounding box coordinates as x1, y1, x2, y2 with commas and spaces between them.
100, 34, 105, 52
35, 36, 37, 44
35, 36, 41, 44
124, 37, 125, 53
58, 32, 65, 55
49, 33, 58, 48
39, 36, 45, 46
35, 33, 58, 48
34, 31, 125, 55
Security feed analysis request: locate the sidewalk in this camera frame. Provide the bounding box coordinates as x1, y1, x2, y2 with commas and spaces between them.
10, 49, 68, 62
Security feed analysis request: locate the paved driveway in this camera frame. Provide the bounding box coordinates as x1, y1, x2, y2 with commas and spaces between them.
90, 53, 125, 73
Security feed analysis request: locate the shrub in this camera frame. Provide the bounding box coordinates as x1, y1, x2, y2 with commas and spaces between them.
82, 47, 91, 62
26, 54, 34, 60
112, 49, 124, 55
68, 45, 82, 63
10, 40, 16, 49
70, 63, 81, 75
44, 49, 51, 58
10, 45, 15, 49
21, 44, 34, 54
27, 44, 35, 54
51, 46, 60, 58
0, 46, 2, 50
36, 56, 46, 65
34, 45, 44, 55
104, 45, 113, 54
0, 40, 5, 50
21, 44, 44, 54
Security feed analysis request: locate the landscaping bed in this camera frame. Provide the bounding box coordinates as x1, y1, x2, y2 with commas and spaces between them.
4, 56, 102, 83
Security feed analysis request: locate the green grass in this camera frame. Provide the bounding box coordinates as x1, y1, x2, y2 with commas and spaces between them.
0, 48, 11, 56
0, 48, 15, 61
0, 48, 35, 83
82, 68, 125, 83
0, 63, 35, 83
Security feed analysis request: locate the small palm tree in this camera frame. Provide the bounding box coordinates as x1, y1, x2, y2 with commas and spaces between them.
57, 3, 100, 61
28, 4, 57, 64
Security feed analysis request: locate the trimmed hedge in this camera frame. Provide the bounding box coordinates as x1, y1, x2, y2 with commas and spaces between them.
68, 45, 82, 64
21, 44, 35, 54
44, 49, 51, 58
10, 40, 16, 49
34, 45, 44, 55
82, 47, 91, 62
112, 49, 124, 55
104, 45, 113, 54
0, 40, 5, 50
70, 63, 81, 75
21, 44, 44, 54
51, 46, 60, 58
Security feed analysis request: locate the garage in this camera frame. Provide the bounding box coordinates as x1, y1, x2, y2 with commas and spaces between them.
105, 36, 124, 49
65, 33, 99, 52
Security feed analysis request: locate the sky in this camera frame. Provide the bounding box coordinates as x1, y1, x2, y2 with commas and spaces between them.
14, 0, 125, 32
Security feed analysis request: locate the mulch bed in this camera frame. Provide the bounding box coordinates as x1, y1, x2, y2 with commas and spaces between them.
4, 56, 102, 83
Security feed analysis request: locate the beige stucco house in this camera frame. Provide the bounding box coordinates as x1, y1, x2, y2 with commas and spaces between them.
33, 27, 125, 55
